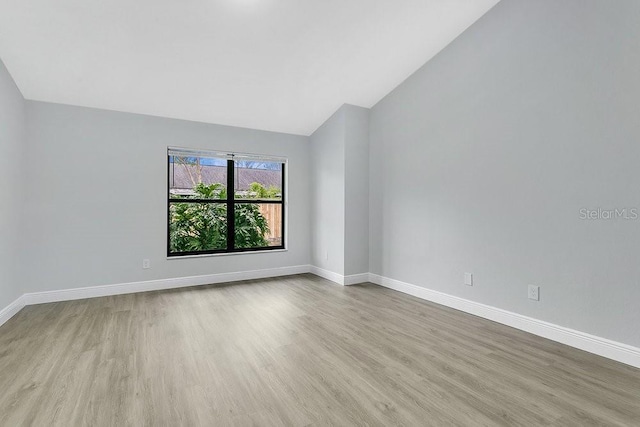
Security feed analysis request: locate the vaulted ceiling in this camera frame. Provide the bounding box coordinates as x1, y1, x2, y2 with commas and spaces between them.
0, 0, 499, 135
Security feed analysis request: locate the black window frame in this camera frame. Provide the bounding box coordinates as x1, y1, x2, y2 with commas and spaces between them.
167, 151, 286, 257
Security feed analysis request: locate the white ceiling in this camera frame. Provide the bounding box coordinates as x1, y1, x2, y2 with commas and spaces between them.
0, 0, 499, 135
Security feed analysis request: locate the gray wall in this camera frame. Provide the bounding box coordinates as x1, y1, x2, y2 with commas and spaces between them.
344, 105, 370, 276
369, 0, 640, 347
23, 101, 310, 293
0, 59, 26, 308
310, 104, 370, 278
4, 0, 639, 351
310, 107, 346, 275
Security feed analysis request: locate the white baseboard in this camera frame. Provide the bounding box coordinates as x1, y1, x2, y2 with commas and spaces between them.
23, 265, 311, 305
344, 273, 369, 286
3, 266, 638, 369
1, 265, 309, 327
0, 295, 26, 328
309, 266, 344, 285
309, 266, 368, 286
368, 273, 640, 369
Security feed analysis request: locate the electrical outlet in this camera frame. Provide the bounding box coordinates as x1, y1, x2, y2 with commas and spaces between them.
142, 259, 151, 269
324, 251, 328, 261
464, 273, 473, 286
528, 285, 539, 301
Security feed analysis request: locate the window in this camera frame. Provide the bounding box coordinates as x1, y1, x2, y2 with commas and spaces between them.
168, 147, 285, 257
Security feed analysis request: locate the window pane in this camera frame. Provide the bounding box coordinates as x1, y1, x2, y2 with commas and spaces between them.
169, 155, 227, 199
169, 202, 227, 253
233, 160, 282, 200
234, 203, 282, 248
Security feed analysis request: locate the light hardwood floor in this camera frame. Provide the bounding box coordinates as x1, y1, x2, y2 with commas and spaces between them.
1, 274, 639, 426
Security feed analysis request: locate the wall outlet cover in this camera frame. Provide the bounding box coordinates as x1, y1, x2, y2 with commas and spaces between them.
464, 273, 473, 286
528, 284, 540, 301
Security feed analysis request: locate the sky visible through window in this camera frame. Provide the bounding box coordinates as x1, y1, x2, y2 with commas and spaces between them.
169, 156, 281, 171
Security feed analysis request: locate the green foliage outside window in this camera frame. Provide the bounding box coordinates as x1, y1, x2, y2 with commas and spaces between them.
246, 182, 281, 199
169, 182, 271, 253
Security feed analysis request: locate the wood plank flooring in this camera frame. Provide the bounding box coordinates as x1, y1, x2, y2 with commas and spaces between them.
1, 274, 639, 426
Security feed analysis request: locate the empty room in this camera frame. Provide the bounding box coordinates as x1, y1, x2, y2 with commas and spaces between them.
1, 0, 639, 425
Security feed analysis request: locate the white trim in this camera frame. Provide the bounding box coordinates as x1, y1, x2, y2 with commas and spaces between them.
308, 266, 369, 286
368, 273, 640, 369
22, 265, 310, 306
167, 249, 288, 260
0, 295, 26, 328
309, 265, 345, 285
344, 273, 369, 286
2, 266, 637, 369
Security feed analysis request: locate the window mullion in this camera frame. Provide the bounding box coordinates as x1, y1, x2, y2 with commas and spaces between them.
281, 162, 286, 250
226, 159, 235, 251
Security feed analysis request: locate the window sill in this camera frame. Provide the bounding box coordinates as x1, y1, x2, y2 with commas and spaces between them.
166, 248, 288, 260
